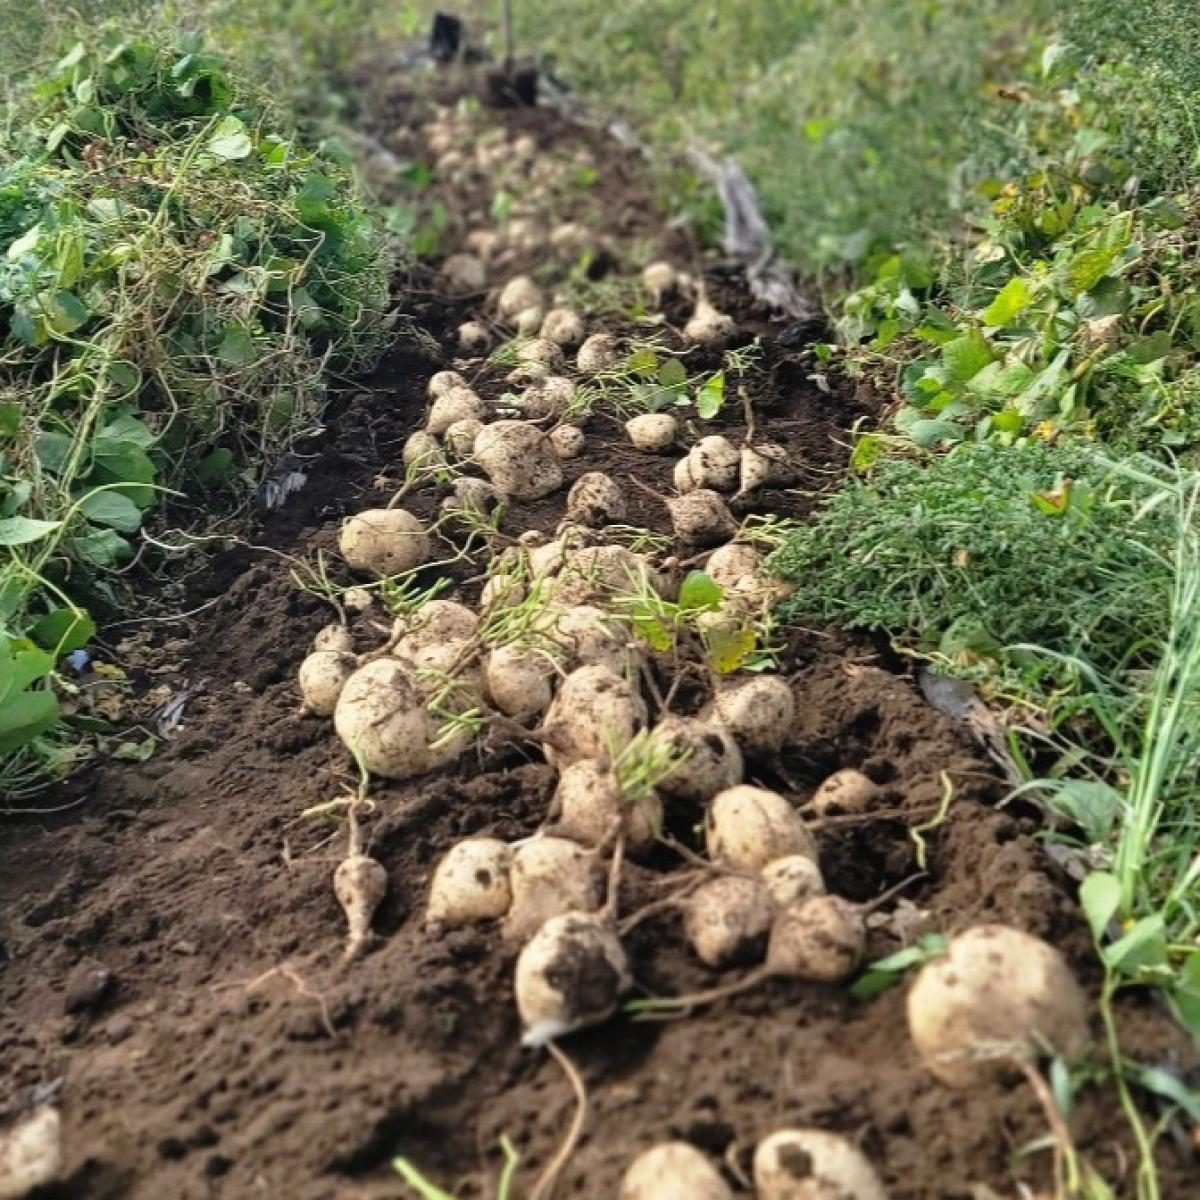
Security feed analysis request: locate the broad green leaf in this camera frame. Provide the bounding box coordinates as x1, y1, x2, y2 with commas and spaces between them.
217, 325, 256, 366
942, 332, 994, 382
850, 432, 883, 471
207, 115, 252, 160
705, 624, 756, 674
657, 358, 687, 388
991, 409, 1023, 435
45, 290, 90, 335
982, 277, 1033, 327
1103, 915, 1167, 972
0, 516, 64, 546
0, 402, 20, 437
632, 614, 673, 653
1079, 872, 1121, 941
0, 641, 55, 700
908, 419, 963, 448
678, 570, 722, 612
696, 371, 726, 419
1067, 248, 1116, 297
30, 607, 94, 656
195, 447, 235, 487
79, 490, 142, 533
626, 347, 659, 377
0, 689, 59, 754
68, 528, 132, 568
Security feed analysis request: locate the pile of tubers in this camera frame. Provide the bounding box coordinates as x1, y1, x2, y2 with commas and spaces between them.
288, 108, 1099, 1193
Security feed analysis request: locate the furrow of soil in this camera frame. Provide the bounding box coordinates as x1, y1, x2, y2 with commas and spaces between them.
1, 55, 1194, 1200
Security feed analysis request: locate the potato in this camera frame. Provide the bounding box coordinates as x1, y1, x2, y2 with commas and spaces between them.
550, 221, 596, 256
442, 477, 503, 520
626, 413, 678, 453
621, 1142, 732, 1200
458, 320, 492, 353
541, 307, 585, 346
514, 305, 545, 337
312, 624, 353, 653
428, 370, 467, 399
298, 649, 356, 715
567, 471, 627, 527
518, 375, 576, 420
767, 895, 864, 982
0, 1106, 62, 1199
339, 508, 430, 577
480, 570, 526, 613
515, 911, 630, 1045
640, 261, 679, 305
465, 229, 500, 261
498, 275, 544, 319
754, 1129, 887, 1200
334, 659, 455, 779
647, 716, 744, 804
705, 542, 761, 588
550, 425, 586, 459
713, 675, 794, 756
577, 332, 621, 374
811, 769, 881, 817
443, 417, 483, 458
484, 643, 554, 717
684, 300, 737, 348
685, 875, 773, 968
546, 604, 634, 676
739, 443, 795, 494
686, 436, 741, 492
442, 252, 486, 294
673, 456, 697, 495
428, 386, 484, 436
668, 489, 738, 547
402, 430, 445, 470
394, 600, 478, 661
542, 664, 648, 768
426, 838, 513, 926
906, 925, 1090, 1088
504, 218, 546, 257
706, 785, 816, 871
342, 587, 374, 613
552, 544, 657, 605
554, 759, 661, 851
507, 362, 550, 387
761, 855, 825, 910
504, 837, 605, 942
474, 420, 564, 500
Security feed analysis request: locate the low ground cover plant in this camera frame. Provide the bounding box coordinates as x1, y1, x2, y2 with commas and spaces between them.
0, 25, 392, 788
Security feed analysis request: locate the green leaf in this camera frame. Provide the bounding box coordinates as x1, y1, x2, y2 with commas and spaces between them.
942, 332, 994, 382
45, 290, 90, 335
704, 624, 757, 674
908, 419, 963, 448
0, 402, 20, 437
67, 528, 132, 568
0, 516, 64, 546
657, 358, 687, 389
1079, 872, 1121, 941
678, 570, 722, 612
0, 689, 59, 754
217, 325, 257, 366
626, 347, 659, 377
982, 277, 1033, 327
30, 607, 95, 655
1103, 915, 1167, 972
695, 371, 726, 419
1067, 247, 1116, 297
1128, 1065, 1200, 1122
632, 614, 673, 653
207, 115, 252, 160
79, 490, 142, 533
195, 447, 235, 487
850, 432, 884, 471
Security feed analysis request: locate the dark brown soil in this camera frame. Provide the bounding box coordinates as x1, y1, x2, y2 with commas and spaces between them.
1, 54, 1196, 1200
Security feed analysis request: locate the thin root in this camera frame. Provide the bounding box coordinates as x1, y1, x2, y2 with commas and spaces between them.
528, 1041, 588, 1200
